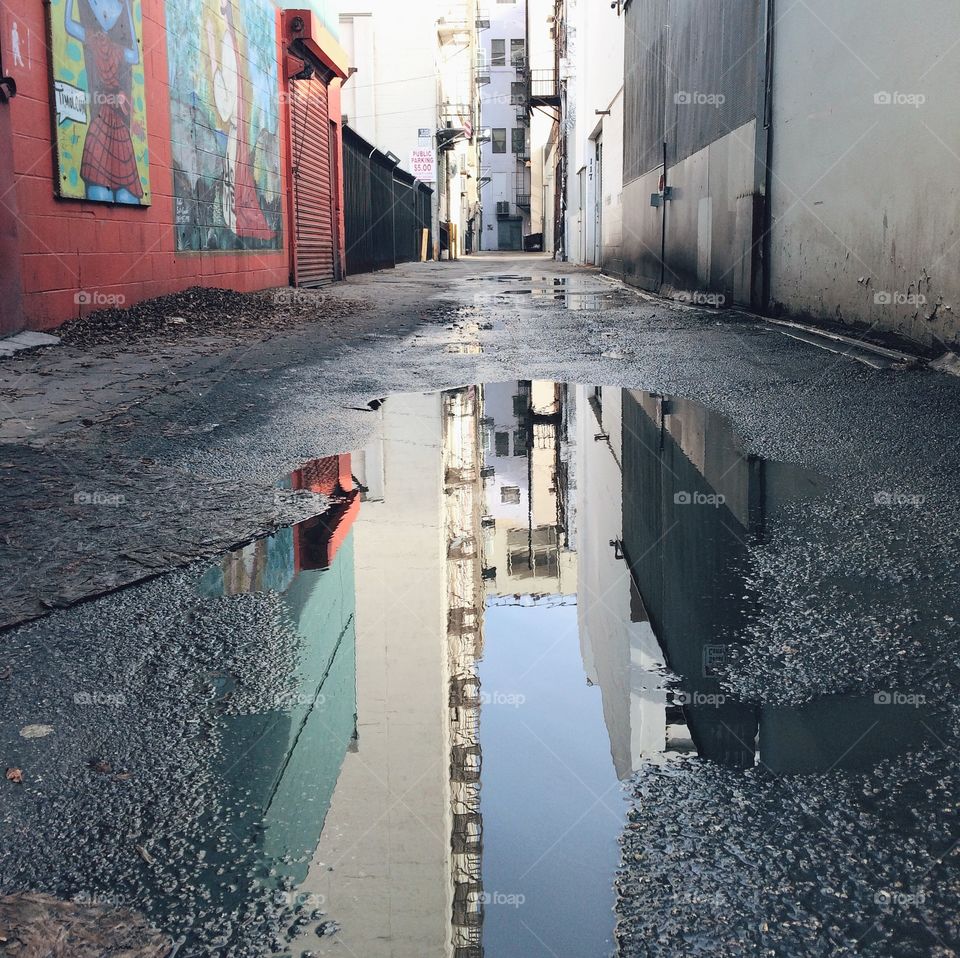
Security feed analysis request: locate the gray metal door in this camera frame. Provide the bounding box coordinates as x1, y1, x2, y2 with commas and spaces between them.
497, 218, 522, 250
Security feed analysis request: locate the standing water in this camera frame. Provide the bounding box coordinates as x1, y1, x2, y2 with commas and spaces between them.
0, 382, 956, 958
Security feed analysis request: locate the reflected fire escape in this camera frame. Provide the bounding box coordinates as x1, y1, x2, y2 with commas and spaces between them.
443, 387, 485, 958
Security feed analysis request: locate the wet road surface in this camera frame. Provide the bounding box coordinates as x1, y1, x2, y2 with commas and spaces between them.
3, 374, 960, 956
2, 254, 960, 955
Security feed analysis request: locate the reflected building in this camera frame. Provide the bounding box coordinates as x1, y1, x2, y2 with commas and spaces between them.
580, 386, 934, 775
575, 387, 692, 778
291, 389, 489, 958
443, 388, 486, 957
195, 455, 362, 930
479, 381, 577, 600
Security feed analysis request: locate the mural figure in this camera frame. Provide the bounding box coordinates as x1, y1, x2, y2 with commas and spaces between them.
204, 0, 271, 238
11, 22, 25, 68
166, 0, 281, 251
64, 0, 144, 203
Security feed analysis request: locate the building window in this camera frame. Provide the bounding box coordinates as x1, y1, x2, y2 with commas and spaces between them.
510, 39, 526, 66
510, 81, 526, 105
513, 429, 529, 457
491, 39, 505, 66
501, 486, 521, 505
511, 128, 526, 154
495, 432, 510, 456
492, 128, 507, 153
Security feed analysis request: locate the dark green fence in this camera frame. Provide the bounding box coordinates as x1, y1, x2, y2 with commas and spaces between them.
343, 126, 432, 275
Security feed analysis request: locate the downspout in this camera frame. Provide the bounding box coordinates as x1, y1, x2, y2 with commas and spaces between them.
760, 0, 776, 313
660, 140, 667, 289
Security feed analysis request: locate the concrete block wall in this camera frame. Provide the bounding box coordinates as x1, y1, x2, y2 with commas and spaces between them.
2, 0, 290, 333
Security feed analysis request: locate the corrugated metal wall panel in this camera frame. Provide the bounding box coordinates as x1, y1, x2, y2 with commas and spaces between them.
290, 76, 335, 287
624, 0, 667, 183
624, 0, 763, 182
667, 0, 762, 166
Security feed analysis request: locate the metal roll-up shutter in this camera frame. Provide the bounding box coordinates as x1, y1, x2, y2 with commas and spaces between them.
290, 75, 335, 287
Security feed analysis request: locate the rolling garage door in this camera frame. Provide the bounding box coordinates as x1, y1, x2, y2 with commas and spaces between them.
289, 75, 337, 287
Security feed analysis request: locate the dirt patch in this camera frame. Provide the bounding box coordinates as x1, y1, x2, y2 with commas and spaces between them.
58, 286, 367, 348
0, 892, 171, 957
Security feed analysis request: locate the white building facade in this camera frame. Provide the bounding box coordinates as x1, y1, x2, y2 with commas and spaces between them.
339, 1, 482, 259
564, 0, 624, 275
479, 0, 531, 250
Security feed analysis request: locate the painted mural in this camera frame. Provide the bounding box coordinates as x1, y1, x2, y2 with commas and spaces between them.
166, 0, 282, 251
48, 0, 151, 204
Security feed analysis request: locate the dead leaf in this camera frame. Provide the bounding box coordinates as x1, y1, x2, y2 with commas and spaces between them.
113, 771, 132, 782
0, 666, 11, 681
19, 724, 54, 739
135, 844, 156, 865
89, 760, 112, 774
5, 768, 23, 784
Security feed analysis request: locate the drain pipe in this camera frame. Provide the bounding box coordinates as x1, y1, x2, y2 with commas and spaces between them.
760, 0, 776, 312
659, 140, 667, 290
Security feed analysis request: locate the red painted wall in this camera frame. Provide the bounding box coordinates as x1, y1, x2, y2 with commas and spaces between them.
0, 67, 24, 337
5, 0, 291, 332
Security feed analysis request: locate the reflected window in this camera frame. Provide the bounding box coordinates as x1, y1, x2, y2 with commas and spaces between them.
501, 485, 521, 505
513, 429, 528, 457
506, 526, 559, 578
495, 432, 510, 457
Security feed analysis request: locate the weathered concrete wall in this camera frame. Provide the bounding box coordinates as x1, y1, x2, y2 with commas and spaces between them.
622, 119, 761, 306
567, 0, 624, 274
598, 91, 625, 278
620, 0, 766, 305
621, 166, 663, 291
661, 120, 759, 305
770, 0, 960, 348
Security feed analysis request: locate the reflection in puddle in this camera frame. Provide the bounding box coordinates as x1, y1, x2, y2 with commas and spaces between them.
0, 383, 953, 957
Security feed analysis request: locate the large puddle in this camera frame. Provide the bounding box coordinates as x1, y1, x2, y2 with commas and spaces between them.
1, 382, 956, 957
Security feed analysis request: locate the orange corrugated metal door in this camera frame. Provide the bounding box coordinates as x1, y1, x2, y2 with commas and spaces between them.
289, 75, 335, 287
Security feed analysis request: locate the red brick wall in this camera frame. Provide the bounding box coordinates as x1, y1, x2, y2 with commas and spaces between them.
4, 0, 290, 333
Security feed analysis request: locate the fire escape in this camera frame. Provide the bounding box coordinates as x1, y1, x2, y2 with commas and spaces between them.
443, 386, 486, 958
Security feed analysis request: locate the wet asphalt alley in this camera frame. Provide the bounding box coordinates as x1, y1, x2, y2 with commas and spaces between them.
2, 252, 960, 957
